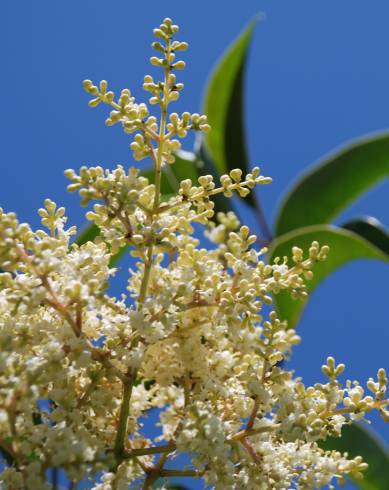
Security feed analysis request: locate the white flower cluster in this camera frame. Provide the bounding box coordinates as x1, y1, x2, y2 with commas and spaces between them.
0, 17, 388, 490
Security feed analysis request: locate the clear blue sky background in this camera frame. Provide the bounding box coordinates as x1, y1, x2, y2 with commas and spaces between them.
1, 1, 389, 489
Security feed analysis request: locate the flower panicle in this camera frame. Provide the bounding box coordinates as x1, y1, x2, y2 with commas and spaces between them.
0, 18, 387, 490
82, 18, 209, 166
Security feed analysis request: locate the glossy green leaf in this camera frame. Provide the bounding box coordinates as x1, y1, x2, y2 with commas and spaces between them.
109, 245, 130, 267
202, 18, 257, 207
275, 132, 389, 236
320, 423, 389, 490
342, 216, 389, 256
269, 225, 388, 327
75, 223, 100, 246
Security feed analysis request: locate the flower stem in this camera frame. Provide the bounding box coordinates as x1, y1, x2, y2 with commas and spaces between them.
113, 373, 135, 457
153, 40, 170, 213
114, 43, 173, 467
160, 469, 202, 477
138, 245, 154, 306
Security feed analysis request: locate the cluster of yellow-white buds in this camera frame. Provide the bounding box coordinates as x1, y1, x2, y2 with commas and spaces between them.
320, 358, 389, 420
146, 18, 187, 107
179, 168, 272, 205
224, 225, 258, 257
129, 134, 153, 161
292, 241, 330, 265
143, 73, 184, 105
368, 368, 389, 421
261, 311, 290, 364
83, 79, 114, 107
321, 356, 346, 380
0, 208, 27, 271
289, 242, 330, 283
38, 199, 66, 237
83, 82, 151, 137
220, 167, 271, 197
150, 18, 186, 64
167, 112, 210, 137
65, 165, 150, 212
130, 134, 182, 163
81, 17, 210, 167
153, 17, 180, 41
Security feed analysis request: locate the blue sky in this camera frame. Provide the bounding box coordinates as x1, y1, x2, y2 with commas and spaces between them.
2, 1, 389, 489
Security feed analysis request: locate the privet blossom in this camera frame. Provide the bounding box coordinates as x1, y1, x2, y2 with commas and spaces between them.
0, 18, 388, 490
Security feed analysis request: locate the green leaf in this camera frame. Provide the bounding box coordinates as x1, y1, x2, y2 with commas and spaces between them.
342, 216, 389, 256
109, 245, 129, 267
74, 223, 100, 246
269, 225, 388, 328
320, 423, 389, 490
275, 132, 389, 236
202, 17, 258, 207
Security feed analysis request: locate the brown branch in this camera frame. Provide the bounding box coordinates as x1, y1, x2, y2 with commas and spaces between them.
246, 397, 260, 432
240, 437, 262, 467
123, 443, 176, 459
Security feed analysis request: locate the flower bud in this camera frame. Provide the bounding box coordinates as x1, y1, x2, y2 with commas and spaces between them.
172, 61, 186, 70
